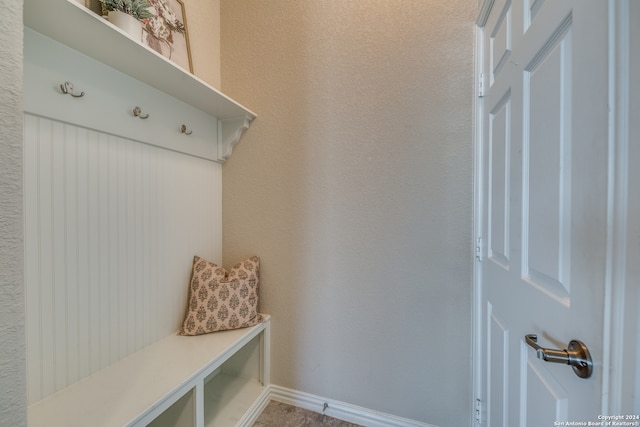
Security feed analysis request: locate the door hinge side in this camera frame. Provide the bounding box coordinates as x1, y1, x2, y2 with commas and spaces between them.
476, 236, 483, 262
478, 73, 485, 98
474, 398, 484, 425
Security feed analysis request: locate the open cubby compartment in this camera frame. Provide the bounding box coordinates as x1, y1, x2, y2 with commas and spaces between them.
148, 388, 197, 427
204, 332, 269, 427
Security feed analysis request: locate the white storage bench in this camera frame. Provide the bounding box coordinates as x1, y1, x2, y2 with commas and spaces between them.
23, 2, 267, 426
27, 317, 270, 427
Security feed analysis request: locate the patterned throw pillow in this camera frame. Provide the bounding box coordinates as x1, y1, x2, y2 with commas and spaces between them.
179, 256, 263, 336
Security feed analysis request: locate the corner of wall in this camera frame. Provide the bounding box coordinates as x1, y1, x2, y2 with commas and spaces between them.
187, 0, 221, 88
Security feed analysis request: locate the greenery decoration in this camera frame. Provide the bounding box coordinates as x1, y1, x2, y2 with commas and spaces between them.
100, 0, 154, 21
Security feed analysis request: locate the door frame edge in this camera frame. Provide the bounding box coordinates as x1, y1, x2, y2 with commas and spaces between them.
603, 0, 637, 415
472, 3, 489, 426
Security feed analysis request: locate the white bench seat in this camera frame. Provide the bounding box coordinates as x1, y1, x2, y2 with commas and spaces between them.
28, 316, 270, 427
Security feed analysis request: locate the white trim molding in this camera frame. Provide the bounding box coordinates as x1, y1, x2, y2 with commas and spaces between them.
218, 115, 254, 162
476, 0, 496, 26
237, 388, 272, 427
260, 385, 439, 427
603, 0, 639, 415
473, 4, 489, 427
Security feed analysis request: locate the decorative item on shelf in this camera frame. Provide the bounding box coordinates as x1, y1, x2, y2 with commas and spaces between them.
84, 0, 103, 16
132, 106, 149, 119
141, 0, 193, 73
180, 124, 192, 135
99, 0, 153, 41
59, 81, 85, 98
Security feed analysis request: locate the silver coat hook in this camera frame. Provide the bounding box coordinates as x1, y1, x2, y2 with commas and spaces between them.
180, 124, 192, 135
133, 106, 149, 119
60, 81, 85, 98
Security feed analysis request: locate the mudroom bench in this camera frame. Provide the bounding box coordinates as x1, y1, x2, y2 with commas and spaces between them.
27, 317, 271, 427
23, 1, 266, 426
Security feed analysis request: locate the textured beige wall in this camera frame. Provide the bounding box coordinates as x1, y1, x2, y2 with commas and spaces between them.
185, 0, 221, 87
220, 1, 476, 425
0, 0, 26, 425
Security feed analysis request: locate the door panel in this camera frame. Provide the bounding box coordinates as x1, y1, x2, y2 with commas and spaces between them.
488, 304, 509, 427
489, 92, 511, 269
524, 19, 572, 302
524, 360, 568, 425
478, 0, 609, 425
490, 1, 512, 80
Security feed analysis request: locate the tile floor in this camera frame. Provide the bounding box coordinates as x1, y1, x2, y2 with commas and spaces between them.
252, 401, 364, 427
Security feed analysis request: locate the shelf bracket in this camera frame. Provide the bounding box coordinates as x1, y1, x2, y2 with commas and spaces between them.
218, 115, 254, 163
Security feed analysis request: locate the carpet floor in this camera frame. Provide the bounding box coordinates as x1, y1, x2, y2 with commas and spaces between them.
252, 401, 364, 427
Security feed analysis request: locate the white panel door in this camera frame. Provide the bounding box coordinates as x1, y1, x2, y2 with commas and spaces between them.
477, 0, 609, 425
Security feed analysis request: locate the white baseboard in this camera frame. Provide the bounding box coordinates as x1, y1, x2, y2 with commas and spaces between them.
237, 387, 272, 427
259, 385, 440, 427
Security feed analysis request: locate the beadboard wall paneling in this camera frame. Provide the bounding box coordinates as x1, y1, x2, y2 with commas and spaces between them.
24, 114, 222, 404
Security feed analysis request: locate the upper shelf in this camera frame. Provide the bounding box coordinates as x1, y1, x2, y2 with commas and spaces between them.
23, 0, 257, 121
